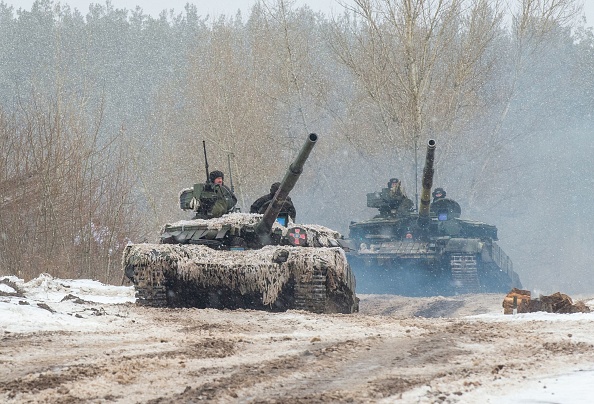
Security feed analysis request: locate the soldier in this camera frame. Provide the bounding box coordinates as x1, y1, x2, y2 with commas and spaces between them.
250, 182, 297, 221
386, 178, 413, 212
191, 170, 237, 219
209, 170, 237, 216
209, 170, 225, 186
371, 178, 414, 218
430, 187, 461, 219
432, 187, 446, 203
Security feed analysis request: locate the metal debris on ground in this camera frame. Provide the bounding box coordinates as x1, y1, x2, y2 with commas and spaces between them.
503, 288, 591, 314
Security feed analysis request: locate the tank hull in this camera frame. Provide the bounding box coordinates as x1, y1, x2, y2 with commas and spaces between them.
123, 243, 359, 313
346, 236, 521, 296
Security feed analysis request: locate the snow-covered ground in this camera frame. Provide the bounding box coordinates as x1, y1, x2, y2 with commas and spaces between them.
0, 274, 134, 333
1, 273, 594, 403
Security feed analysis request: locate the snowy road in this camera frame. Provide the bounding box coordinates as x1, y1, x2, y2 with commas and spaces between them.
1, 275, 593, 403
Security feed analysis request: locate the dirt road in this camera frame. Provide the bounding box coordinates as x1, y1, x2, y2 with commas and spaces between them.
2, 293, 594, 403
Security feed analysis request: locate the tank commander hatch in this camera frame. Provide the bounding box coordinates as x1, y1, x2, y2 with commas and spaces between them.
368, 178, 414, 218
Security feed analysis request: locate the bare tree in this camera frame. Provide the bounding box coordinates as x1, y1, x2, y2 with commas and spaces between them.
147, 2, 338, 216
460, 0, 582, 208
329, 0, 508, 205
0, 92, 139, 284
330, 0, 580, 204
145, 16, 282, 214
332, 0, 505, 144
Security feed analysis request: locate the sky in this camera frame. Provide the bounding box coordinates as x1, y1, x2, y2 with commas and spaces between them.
2, 273, 594, 402
4, 0, 593, 25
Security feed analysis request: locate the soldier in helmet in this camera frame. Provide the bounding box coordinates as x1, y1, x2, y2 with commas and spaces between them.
432, 187, 446, 203
386, 178, 414, 213
189, 170, 237, 219
250, 182, 297, 221
369, 178, 414, 218
209, 170, 237, 217
430, 187, 461, 219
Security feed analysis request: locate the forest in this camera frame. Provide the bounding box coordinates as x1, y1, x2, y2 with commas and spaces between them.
0, 0, 592, 293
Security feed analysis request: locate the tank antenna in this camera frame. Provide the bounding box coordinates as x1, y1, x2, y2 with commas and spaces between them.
227, 153, 235, 193
203, 140, 210, 183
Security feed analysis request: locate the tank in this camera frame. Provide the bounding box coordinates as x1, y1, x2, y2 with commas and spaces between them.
122, 133, 358, 314
346, 139, 522, 296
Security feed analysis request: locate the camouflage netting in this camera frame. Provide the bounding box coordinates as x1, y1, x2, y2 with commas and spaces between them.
161, 213, 343, 247
163, 213, 263, 233
122, 243, 354, 305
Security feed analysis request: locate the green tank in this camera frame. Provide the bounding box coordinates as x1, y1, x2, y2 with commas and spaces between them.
122, 133, 358, 313
346, 139, 522, 296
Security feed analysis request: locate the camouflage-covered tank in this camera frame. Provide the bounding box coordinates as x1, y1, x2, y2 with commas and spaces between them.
122, 133, 358, 314
346, 139, 522, 296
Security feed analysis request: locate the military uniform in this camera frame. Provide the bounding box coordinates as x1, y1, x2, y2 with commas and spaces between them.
377, 188, 413, 217
210, 183, 237, 217
191, 170, 237, 219
368, 178, 413, 218
429, 187, 461, 219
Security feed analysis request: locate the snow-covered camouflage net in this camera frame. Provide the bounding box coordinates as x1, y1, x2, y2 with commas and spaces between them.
162, 213, 263, 232
298, 224, 342, 247
123, 243, 354, 305
160, 212, 343, 247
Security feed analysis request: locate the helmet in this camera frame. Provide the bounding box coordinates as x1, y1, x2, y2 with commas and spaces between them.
209, 170, 224, 183
388, 178, 400, 188
432, 187, 446, 199
270, 182, 281, 195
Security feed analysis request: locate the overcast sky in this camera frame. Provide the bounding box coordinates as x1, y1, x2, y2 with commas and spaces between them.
4, 0, 594, 25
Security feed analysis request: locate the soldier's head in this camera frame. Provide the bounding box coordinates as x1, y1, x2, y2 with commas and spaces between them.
209, 170, 224, 185
270, 182, 281, 195
432, 187, 446, 200
388, 178, 400, 190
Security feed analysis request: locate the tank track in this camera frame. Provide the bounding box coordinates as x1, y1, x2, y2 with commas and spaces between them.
294, 266, 327, 313
450, 254, 480, 294
132, 265, 168, 307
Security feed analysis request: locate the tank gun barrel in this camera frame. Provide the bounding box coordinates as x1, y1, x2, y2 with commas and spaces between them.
418, 139, 436, 220
255, 133, 318, 240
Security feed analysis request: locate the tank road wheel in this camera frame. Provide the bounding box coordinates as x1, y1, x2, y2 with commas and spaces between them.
132, 265, 168, 307
294, 266, 327, 314
450, 254, 480, 294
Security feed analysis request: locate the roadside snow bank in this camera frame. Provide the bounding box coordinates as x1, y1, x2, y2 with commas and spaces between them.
0, 273, 135, 334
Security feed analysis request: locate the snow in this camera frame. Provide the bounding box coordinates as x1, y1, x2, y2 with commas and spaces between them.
494, 370, 594, 404
2, 273, 594, 402
0, 273, 134, 333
